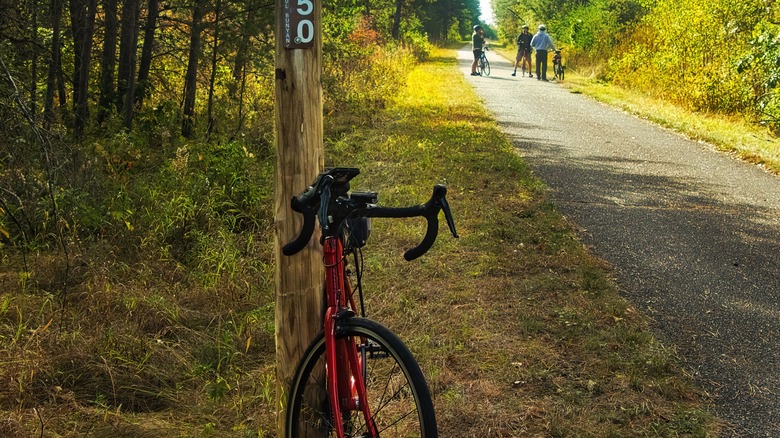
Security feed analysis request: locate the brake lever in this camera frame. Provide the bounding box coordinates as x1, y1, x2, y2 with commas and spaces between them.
317, 175, 334, 235
440, 196, 459, 238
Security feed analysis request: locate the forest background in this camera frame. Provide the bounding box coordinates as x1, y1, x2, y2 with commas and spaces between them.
0, 0, 778, 434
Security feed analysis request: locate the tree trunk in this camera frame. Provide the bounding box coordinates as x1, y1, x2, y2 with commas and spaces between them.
391, 0, 403, 40
231, 0, 254, 92
274, 0, 324, 434
29, 0, 39, 120
135, 0, 159, 110
43, 0, 62, 126
235, 62, 246, 133
70, 0, 97, 138
231, 0, 255, 133
117, 0, 141, 129
181, 0, 206, 138
98, 0, 118, 123
57, 61, 66, 108
206, 0, 220, 136
69, 0, 84, 106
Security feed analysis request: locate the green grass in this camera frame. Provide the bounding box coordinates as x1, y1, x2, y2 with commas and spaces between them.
0, 47, 722, 436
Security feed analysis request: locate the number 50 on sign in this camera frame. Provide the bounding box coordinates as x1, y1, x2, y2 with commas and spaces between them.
284, 0, 315, 49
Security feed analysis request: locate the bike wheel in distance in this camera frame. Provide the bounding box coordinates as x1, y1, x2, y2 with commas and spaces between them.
286, 317, 437, 437
480, 57, 491, 76
555, 64, 563, 81
560, 65, 565, 81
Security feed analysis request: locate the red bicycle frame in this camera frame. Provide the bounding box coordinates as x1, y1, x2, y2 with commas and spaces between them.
323, 236, 379, 438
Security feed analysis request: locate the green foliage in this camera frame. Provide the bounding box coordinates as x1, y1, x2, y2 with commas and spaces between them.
737, 22, 780, 133
323, 12, 420, 121
413, 0, 481, 41
559, 0, 648, 53
134, 140, 271, 285
605, 0, 765, 112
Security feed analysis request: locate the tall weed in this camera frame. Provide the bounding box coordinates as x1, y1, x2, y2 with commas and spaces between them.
606, 0, 769, 117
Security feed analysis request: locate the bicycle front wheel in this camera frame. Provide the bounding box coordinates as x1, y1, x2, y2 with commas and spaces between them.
286, 317, 437, 437
480, 57, 491, 76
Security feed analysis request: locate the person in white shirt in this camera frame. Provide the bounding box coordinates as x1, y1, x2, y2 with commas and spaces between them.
530, 24, 556, 81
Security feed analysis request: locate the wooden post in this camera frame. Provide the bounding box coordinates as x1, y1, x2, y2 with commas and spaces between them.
274, 0, 324, 435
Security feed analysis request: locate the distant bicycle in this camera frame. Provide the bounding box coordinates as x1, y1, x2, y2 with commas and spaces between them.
478, 45, 491, 76
553, 49, 564, 81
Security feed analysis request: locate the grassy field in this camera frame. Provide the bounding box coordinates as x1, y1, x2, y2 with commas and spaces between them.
0, 47, 722, 436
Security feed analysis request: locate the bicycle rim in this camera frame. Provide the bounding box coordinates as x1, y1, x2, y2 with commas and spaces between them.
483, 58, 490, 76
286, 318, 437, 437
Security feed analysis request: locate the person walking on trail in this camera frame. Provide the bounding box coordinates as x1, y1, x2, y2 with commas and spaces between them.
471, 25, 486, 76
530, 24, 556, 81
512, 25, 533, 77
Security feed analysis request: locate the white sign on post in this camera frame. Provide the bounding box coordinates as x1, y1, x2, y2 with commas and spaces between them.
283, 0, 316, 49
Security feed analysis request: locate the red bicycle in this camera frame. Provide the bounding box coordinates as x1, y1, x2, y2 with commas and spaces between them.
283, 167, 457, 437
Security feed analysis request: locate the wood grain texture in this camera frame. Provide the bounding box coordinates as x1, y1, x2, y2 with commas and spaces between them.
273, 0, 324, 434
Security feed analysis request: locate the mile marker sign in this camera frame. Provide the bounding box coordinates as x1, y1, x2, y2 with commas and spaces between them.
283, 0, 316, 49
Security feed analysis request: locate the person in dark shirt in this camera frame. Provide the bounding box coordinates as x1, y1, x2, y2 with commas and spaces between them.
471, 25, 485, 76
512, 25, 533, 77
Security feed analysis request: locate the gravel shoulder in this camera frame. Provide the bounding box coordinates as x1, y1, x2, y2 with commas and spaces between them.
460, 46, 780, 436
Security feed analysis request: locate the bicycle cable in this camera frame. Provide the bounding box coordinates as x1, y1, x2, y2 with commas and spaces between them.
340, 209, 368, 317
352, 247, 367, 317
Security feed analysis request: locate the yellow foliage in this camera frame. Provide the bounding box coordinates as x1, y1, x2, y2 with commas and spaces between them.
607, 0, 768, 114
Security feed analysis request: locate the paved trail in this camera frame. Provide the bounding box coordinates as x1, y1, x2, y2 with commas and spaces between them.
460, 47, 780, 436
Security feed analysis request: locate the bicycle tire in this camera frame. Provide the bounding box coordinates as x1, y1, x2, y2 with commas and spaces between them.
286, 317, 437, 437
480, 57, 491, 76
555, 64, 564, 81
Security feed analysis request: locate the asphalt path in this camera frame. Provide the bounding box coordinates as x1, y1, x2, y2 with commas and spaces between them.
459, 47, 780, 436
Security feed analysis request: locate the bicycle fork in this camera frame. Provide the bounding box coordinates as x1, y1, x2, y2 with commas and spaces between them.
323, 238, 379, 438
